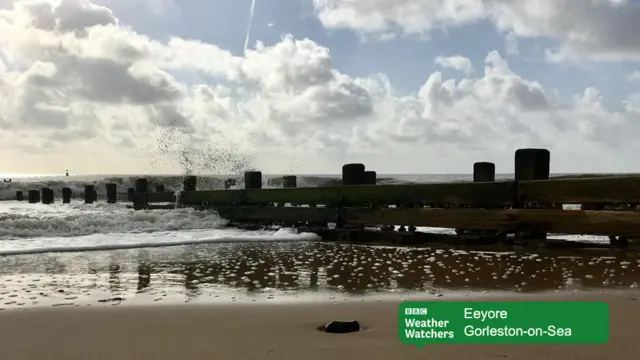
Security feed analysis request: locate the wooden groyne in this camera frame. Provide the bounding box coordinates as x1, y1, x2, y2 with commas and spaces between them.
126, 148, 639, 249
11, 148, 640, 249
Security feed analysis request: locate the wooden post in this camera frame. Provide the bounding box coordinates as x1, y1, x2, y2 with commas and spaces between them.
135, 178, 149, 194
244, 171, 262, 189
16, 191, 23, 201
473, 162, 495, 182
41, 188, 54, 204
106, 183, 117, 203
282, 175, 297, 188
363, 171, 377, 185
28, 190, 40, 203
224, 178, 237, 190
84, 185, 94, 204
456, 162, 497, 235
134, 178, 148, 209
515, 149, 550, 183
62, 187, 72, 203
40, 188, 47, 204
342, 163, 365, 185
282, 175, 299, 225
155, 184, 165, 192
127, 187, 135, 202
514, 148, 550, 240
183, 176, 197, 191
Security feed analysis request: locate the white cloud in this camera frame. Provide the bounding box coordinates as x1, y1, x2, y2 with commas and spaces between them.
313, 0, 640, 62
313, 0, 486, 36
435, 55, 474, 74
0, 0, 639, 175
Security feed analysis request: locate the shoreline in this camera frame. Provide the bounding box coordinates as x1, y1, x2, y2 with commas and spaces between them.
3, 286, 639, 311
0, 291, 638, 360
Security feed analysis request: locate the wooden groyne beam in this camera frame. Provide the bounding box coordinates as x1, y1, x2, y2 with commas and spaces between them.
137, 174, 640, 208
209, 206, 640, 238
149, 181, 515, 207
519, 176, 640, 203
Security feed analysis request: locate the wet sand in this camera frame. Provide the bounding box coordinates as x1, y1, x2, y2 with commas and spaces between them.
1, 242, 639, 359
0, 292, 638, 360
1, 242, 639, 308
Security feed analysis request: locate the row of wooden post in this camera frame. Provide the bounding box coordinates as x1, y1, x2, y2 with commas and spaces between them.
238, 167, 377, 191
17, 181, 167, 204
18, 184, 107, 204
16, 174, 239, 205
15, 167, 378, 205
14, 148, 550, 205
14, 163, 380, 205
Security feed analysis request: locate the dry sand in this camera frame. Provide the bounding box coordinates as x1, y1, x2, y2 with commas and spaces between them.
0, 292, 638, 360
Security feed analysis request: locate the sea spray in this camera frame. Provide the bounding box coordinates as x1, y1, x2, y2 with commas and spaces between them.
135, 118, 256, 189
174, 189, 183, 207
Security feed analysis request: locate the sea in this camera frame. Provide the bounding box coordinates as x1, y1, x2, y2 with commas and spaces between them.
0, 173, 638, 310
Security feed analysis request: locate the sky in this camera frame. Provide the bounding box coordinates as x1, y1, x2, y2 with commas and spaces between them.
0, 0, 639, 175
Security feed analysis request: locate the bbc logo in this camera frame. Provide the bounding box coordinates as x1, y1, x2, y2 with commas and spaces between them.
405, 307, 428, 315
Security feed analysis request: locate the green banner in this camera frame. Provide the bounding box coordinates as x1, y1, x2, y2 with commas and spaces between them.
399, 301, 609, 346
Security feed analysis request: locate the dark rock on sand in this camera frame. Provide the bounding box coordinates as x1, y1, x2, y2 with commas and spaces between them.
322, 320, 361, 333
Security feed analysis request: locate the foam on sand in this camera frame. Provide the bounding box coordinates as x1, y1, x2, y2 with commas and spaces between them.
0, 201, 229, 239
0, 227, 319, 256
0, 200, 319, 255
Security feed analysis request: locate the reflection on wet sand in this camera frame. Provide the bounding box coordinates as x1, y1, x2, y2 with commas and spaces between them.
0, 242, 638, 308
137, 263, 151, 291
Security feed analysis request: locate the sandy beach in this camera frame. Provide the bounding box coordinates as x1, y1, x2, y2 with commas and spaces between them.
1, 228, 639, 359
0, 291, 637, 360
